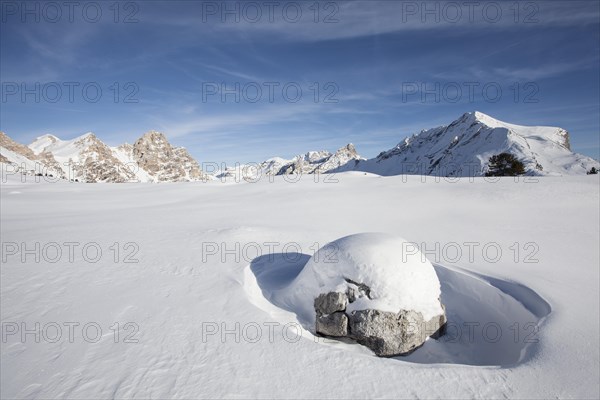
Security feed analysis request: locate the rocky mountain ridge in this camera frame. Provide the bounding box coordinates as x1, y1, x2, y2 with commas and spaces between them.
1, 131, 209, 183
2, 111, 598, 182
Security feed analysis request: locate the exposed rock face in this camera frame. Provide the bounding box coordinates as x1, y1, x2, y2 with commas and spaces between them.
314, 287, 446, 357
314, 292, 349, 337
315, 292, 347, 314
259, 157, 290, 176
348, 308, 446, 356
314, 143, 361, 174
36, 151, 63, 177
25, 133, 137, 182
70, 134, 137, 182
1, 130, 208, 183
132, 131, 208, 182
277, 150, 331, 175
0, 131, 37, 160
316, 312, 348, 337
0, 131, 65, 178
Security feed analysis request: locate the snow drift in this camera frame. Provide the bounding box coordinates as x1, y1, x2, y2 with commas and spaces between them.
280, 233, 445, 324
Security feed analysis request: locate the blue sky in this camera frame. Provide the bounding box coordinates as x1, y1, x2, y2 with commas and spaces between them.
1, 0, 599, 164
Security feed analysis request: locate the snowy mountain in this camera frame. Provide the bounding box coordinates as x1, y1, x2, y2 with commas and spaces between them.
216, 144, 363, 181
277, 144, 363, 175
1, 131, 210, 183
218, 112, 596, 180
345, 111, 598, 177
2, 112, 597, 182
28, 133, 139, 182
214, 157, 289, 181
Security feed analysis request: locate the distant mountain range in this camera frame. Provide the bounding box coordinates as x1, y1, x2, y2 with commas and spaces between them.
1, 112, 598, 183
1, 130, 208, 182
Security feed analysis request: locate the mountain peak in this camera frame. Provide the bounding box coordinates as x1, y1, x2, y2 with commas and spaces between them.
141, 130, 166, 139
131, 130, 207, 182
75, 132, 98, 142
341, 143, 357, 153
35, 133, 60, 142
29, 134, 62, 155
456, 111, 502, 128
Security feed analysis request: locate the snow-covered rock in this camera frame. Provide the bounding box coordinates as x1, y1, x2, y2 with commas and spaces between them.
283, 232, 446, 356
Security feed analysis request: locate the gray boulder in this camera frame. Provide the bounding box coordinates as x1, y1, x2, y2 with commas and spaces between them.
314, 288, 446, 356
314, 292, 347, 314
316, 312, 348, 337
314, 292, 349, 337
348, 309, 446, 356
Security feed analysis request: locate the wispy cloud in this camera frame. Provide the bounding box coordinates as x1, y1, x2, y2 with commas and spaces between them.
150, 102, 322, 138
148, 1, 600, 43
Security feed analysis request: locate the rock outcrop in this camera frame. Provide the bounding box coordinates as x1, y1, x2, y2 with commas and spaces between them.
314, 292, 349, 337
314, 288, 446, 356
132, 131, 208, 182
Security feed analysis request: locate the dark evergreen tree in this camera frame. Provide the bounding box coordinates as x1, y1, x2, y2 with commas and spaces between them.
485, 153, 526, 176
587, 167, 598, 175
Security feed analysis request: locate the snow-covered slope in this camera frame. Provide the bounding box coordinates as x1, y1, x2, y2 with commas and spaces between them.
1, 173, 598, 398
214, 158, 288, 182
110, 143, 153, 182
1, 131, 37, 162
347, 111, 598, 177
28, 133, 138, 182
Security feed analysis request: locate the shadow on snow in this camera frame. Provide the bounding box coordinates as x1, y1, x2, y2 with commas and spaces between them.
248, 253, 551, 367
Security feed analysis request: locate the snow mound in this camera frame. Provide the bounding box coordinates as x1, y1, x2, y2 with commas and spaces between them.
245, 252, 551, 365
281, 233, 444, 324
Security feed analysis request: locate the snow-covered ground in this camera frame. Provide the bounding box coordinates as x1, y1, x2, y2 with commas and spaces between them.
1, 172, 599, 398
